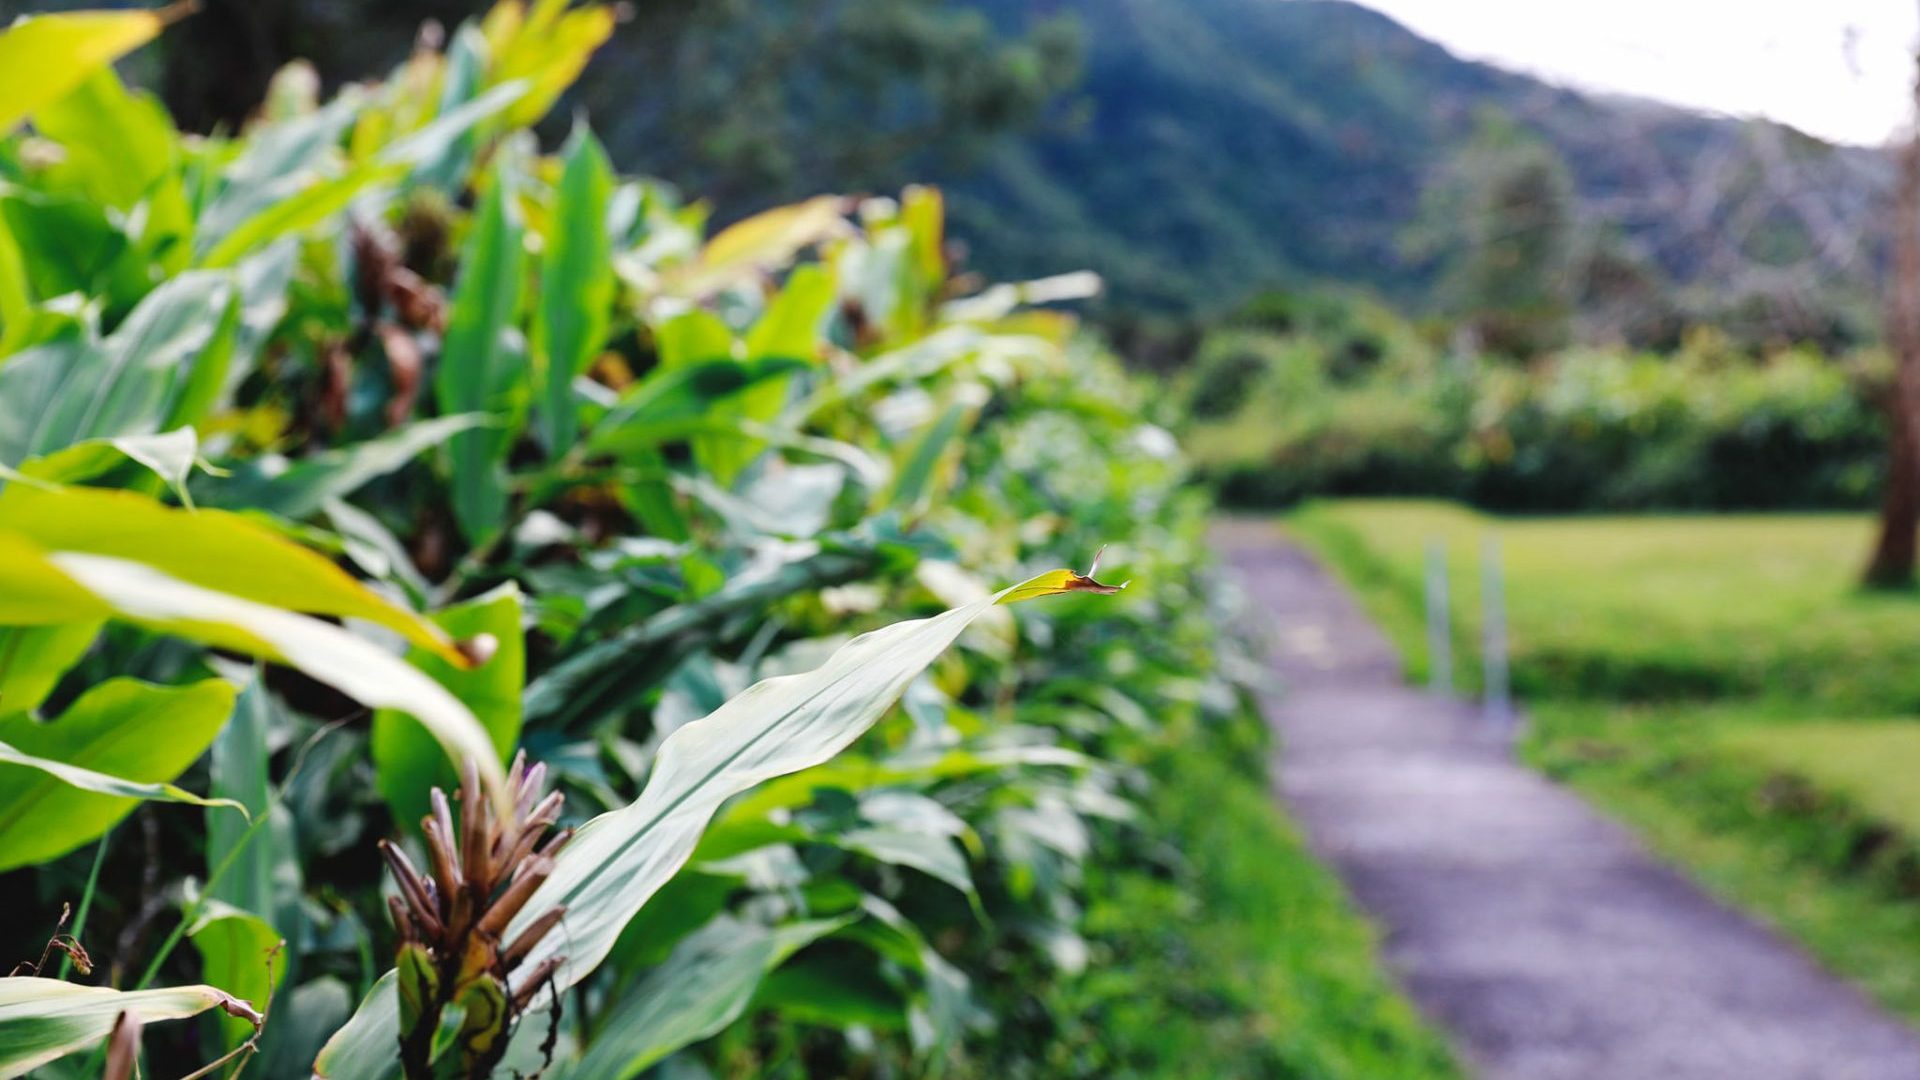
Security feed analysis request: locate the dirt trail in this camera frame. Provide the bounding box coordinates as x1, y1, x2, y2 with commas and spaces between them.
1219, 521, 1920, 1080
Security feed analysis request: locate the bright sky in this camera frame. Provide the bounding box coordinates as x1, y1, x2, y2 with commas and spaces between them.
1346, 0, 1920, 146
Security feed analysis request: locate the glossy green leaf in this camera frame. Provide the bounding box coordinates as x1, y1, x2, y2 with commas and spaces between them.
187, 901, 286, 1049
0, 622, 98, 717
534, 125, 614, 457
0, 976, 260, 1080
199, 159, 406, 270
573, 917, 849, 1080
207, 676, 299, 933
372, 583, 523, 827
436, 171, 526, 545
0, 678, 239, 872
0, 189, 147, 306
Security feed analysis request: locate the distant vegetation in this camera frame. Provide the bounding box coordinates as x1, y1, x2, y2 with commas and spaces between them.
1176, 290, 1888, 512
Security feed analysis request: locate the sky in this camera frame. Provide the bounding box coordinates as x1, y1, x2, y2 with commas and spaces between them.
1347, 0, 1920, 146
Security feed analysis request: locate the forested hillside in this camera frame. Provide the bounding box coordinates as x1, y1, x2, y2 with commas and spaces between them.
950, 0, 1888, 322
17, 0, 1895, 324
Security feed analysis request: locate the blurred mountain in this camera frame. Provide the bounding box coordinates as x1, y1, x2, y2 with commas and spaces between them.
940, 0, 1889, 325
38, 0, 1887, 329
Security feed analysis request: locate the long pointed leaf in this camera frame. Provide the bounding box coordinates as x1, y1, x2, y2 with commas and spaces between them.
0, 977, 260, 1080
313, 567, 1117, 1078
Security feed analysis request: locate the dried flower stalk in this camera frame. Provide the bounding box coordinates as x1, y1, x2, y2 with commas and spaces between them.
381, 753, 570, 1079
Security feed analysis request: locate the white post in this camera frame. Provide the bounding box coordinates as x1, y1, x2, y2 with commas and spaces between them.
1424, 539, 1453, 695
1481, 535, 1513, 734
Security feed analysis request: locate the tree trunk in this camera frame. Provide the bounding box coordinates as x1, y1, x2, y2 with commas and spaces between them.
1864, 51, 1920, 589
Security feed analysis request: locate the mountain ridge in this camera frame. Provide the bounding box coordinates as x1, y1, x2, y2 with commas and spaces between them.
941, 0, 1888, 323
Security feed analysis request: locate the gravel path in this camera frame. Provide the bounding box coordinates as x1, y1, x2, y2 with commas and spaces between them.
1217, 520, 1920, 1080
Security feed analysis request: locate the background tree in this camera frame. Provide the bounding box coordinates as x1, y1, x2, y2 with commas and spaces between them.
1864, 41, 1920, 589
1411, 114, 1577, 359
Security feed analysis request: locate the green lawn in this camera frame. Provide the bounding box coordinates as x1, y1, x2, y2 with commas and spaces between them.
1288, 499, 1920, 709
1286, 499, 1920, 1025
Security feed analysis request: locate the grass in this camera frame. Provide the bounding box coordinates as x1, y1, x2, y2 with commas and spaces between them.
1288, 499, 1920, 709
958, 705, 1466, 1080
1286, 498, 1920, 1026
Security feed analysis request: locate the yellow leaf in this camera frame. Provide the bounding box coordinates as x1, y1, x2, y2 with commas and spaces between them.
671, 196, 850, 297
0, 4, 188, 134
997, 550, 1130, 606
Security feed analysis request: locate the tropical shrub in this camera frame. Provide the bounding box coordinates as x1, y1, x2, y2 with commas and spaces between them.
0, 5, 1258, 1078
1182, 293, 1888, 512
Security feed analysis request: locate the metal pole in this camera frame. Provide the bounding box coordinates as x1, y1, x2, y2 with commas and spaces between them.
1424, 539, 1453, 695
1481, 535, 1512, 734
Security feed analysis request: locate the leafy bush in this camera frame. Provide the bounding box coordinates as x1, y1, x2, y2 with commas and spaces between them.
0, 6, 1309, 1078
1183, 295, 1888, 512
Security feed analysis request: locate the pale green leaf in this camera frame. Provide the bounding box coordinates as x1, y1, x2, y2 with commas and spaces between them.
0, 483, 465, 665
40, 553, 509, 813
0, 977, 260, 1080
316, 568, 1112, 1078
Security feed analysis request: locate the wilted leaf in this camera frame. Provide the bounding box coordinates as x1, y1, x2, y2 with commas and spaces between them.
0, 977, 260, 1079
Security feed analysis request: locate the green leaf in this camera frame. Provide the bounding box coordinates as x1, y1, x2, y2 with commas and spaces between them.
0, 270, 238, 467
0, 622, 99, 717
0, 532, 108, 624
884, 395, 982, 514
0, 976, 260, 1080
199, 159, 407, 270
510, 568, 1108, 992
29, 67, 176, 210
22, 427, 204, 505
192, 94, 362, 255
317, 568, 1111, 1078
0, 8, 175, 134
371, 583, 524, 828
436, 171, 526, 546
0, 188, 148, 309
0, 678, 240, 872
203, 414, 490, 520
187, 901, 286, 1050
534, 125, 614, 457
753, 953, 906, 1030
572, 917, 849, 1080
839, 827, 975, 898
207, 677, 298, 930
585, 357, 811, 460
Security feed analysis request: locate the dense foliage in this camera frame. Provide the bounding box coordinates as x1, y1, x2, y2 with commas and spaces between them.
1181, 293, 1889, 512
0, 6, 1370, 1076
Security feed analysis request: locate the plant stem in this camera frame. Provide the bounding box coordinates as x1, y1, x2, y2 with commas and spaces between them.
57, 829, 112, 981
